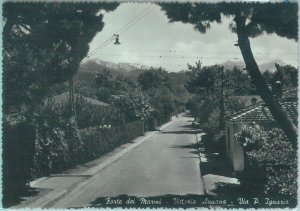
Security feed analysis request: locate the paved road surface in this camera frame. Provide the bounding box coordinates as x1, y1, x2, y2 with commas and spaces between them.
52, 114, 204, 208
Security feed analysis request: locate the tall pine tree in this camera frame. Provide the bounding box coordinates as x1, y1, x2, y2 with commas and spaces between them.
160, 2, 298, 145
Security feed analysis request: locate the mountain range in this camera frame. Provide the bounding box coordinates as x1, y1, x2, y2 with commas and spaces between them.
222, 59, 287, 72
79, 58, 289, 76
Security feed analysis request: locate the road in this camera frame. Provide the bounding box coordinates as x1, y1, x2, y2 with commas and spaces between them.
52, 114, 205, 208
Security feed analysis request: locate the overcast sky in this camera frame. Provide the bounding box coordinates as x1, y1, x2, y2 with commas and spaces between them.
84, 3, 298, 72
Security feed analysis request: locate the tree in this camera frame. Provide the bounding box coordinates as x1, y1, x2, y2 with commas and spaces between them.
225, 66, 254, 96
94, 69, 136, 102
236, 125, 297, 203
272, 64, 298, 88
138, 67, 169, 91
138, 67, 175, 123
160, 2, 298, 145
186, 62, 225, 130
2, 3, 119, 204
110, 91, 154, 123
3, 2, 119, 114
186, 62, 221, 95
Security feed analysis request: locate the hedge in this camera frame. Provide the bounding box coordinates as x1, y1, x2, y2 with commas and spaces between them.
236, 125, 297, 205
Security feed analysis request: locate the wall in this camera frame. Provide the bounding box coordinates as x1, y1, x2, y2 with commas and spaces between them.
225, 120, 245, 171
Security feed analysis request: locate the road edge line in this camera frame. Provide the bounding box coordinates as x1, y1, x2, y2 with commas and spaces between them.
38, 118, 175, 208
195, 132, 208, 196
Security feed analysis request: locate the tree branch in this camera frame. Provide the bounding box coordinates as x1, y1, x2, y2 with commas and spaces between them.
234, 13, 298, 146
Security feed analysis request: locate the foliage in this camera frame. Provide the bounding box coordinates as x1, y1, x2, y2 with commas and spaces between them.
3, 2, 119, 114
263, 64, 298, 89
185, 62, 224, 134
236, 125, 297, 200
186, 62, 222, 95
224, 96, 248, 117
80, 121, 143, 160
270, 64, 298, 89
33, 100, 84, 176
160, 2, 297, 40
138, 67, 170, 91
110, 91, 154, 123
186, 61, 253, 97
186, 95, 219, 136
224, 67, 255, 96
95, 69, 137, 102
75, 96, 118, 129
3, 94, 145, 206
33, 114, 71, 176
2, 3, 119, 204
167, 71, 192, 105
160, 1, 298, 145
2, 114, 35, 202
138, 67, 176, 121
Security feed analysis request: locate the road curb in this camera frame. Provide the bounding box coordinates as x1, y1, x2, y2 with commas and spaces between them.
82, 118, 174, 176
12, 189, 68, 209
25, 118, 175, 208
30, 177, 48, 187
195, 132, 208, 195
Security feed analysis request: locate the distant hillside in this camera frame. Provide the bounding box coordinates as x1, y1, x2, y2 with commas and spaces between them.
76, 59, 147, 82
75, 59, 192, 104
168, 71, 192, 104
222, 59, 288, 72
75, 58, 290, 105
81, 58, 147, 72
258, 59, 287, 72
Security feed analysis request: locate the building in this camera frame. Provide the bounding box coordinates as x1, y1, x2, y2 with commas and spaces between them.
225, 88, 297, 171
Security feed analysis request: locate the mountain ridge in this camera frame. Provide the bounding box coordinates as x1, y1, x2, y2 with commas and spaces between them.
80, 58, 290, 75
222, 59, 287, 72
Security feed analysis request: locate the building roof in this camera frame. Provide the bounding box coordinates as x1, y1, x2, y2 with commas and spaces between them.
227, 95, 262, 107
227, 89, 298, 124
47, 93, 109, 107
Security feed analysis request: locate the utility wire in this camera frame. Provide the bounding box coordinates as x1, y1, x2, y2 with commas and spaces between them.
88, 37, 115, 56
115, 5, 153, 34
93, 52, 297, 61
87, 5, 155, 58
117, 6, 154, 34
99, 48, 298, 55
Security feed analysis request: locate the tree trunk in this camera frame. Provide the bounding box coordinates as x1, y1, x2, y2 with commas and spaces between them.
219, 66, 225, 131
69, 77, 75, 116
234, 15, 298, 146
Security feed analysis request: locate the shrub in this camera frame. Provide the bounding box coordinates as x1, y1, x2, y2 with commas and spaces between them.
3, 114, 35, 204
75, 95, 119, 129
110, 90, 154, 123
236, 125, 297, 201
33, 106, 83, 176
80, 121, 143, 159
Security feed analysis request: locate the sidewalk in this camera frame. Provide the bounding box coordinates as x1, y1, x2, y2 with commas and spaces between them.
196, 134, 240, 197
11, 119, 175, 209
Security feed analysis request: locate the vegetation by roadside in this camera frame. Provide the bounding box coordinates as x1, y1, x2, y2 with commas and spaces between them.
185, 60, 298, 207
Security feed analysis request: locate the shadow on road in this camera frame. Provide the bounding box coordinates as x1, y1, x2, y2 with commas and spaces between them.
3, 187, 44, 208
161, 130, 198, 134
168, 143, 200, 156
169, 142, 199, 150
200, 152, 233, 178
161, 123, 200, 135
181, 113, 194, 118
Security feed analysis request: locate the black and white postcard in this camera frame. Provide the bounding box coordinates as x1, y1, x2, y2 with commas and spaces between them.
2, 0, 298, 209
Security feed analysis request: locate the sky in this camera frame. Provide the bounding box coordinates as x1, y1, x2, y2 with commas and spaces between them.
84, 3, 298, 72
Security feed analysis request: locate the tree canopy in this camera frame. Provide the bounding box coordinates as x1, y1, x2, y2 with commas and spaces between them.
3, 3, 119, 113
160, 2, 297, 40
160, 2, 298, 143
138, 67, 169, 91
